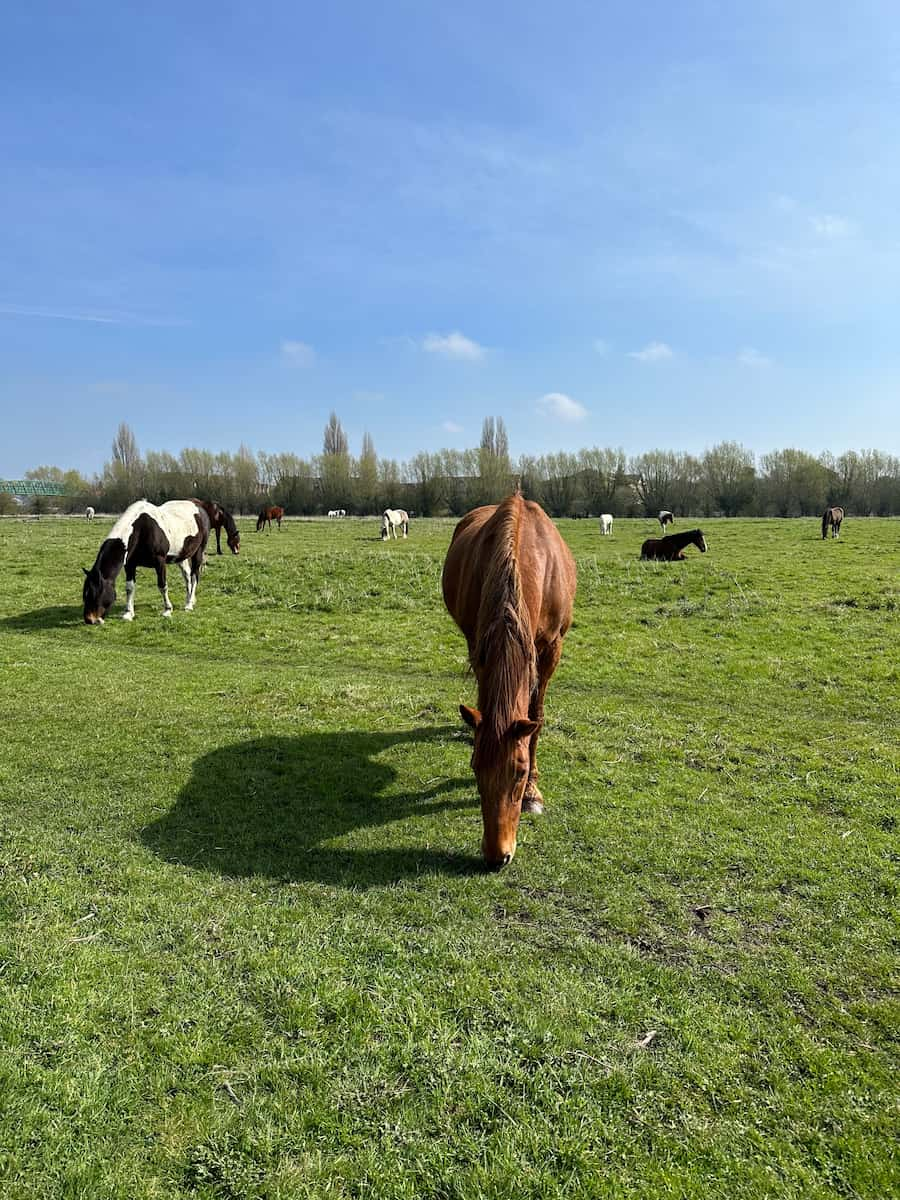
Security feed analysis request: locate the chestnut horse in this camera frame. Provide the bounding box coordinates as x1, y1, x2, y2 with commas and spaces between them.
641, 528, 707, 561
442, 491, 577, 869
192, 499, 240, 554
822, 506, 844, 539
256, 505, 284, 532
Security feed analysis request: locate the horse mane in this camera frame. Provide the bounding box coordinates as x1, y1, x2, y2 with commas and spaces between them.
473, 494, 537, 755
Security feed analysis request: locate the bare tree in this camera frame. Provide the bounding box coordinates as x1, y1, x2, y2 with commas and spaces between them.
323, 412, 349, 457
112, 422, 140, 470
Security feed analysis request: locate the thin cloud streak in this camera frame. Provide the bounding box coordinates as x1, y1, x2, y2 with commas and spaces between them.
0, 303, 187, 327
629, 341, 673, 362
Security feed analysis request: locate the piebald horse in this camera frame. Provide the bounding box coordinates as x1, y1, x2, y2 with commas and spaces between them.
641, 528, 707, 561
381, 509, 409, 540
442, 491, 577, 869
822, 506, 844, 539
85, 506, 95, 521
658, 510, 674, 530
82, 500, 210, 624
599, 513, 613, 535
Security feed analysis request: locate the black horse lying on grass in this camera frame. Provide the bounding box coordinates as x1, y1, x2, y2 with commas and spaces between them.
640, 529, 707, 561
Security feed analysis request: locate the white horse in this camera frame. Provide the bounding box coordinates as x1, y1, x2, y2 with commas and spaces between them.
328, 509, 347, 518
327, 510, 337, 518
381, 509, 409, 540
599, 513, 613, 535
85, 506, 95, 521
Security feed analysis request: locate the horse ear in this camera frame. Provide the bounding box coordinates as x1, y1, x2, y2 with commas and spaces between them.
459, 705, 482, 729
506, 719, 541, 741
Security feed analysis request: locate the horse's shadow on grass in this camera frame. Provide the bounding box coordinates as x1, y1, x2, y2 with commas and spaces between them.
1, 604, 83, 631
141, 725, 482, 888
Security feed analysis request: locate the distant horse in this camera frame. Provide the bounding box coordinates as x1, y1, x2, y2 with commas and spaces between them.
256, 505, 284, 532
658, 510, 674, 530
442, 491, 577, 869
327, 509, 347, 519
85, 506, 95, 521
599, 513, 613, 535
82, 500, 210, 624
381, 509, 409, 540
822, 506, 844, 539
641, 528, 707, 561
192, 499, 240, 555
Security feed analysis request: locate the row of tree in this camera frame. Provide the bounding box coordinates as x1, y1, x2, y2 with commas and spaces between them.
13, 418, 900, 518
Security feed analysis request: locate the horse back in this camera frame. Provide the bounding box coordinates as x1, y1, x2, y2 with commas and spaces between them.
442, 497, 575, 648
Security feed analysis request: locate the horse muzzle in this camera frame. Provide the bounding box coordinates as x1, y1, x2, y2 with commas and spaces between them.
84, 613, 104, 625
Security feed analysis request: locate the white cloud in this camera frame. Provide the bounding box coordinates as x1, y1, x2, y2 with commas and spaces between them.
422, 331, 486, 360
592, 338, 610, 356
281, 339, 315, 367
737, 347, 772, 368
442, 419, 464, 433
536, 392, 588, 423
810, 214, 855, 239
629, 341, 673, 362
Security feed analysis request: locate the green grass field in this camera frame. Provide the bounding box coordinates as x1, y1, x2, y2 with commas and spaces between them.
1, 514, 897, 1199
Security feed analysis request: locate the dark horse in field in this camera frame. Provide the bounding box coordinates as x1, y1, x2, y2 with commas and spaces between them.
641, 528, 707, 561
822, 506, 844, 539
256, 505, 284, 532
658, 510, 675, 530
83, 500, 210, 624
192, 498, 240, 555
442, 490, 577, 869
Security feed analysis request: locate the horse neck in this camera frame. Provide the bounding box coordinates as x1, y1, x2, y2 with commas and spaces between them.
96, 538, 125, 581
473, 499, 536, 746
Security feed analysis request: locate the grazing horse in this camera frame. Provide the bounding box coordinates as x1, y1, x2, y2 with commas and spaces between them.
381, 509, 409, 540
256, 505, 284, 532
192, 499, 240, 555
641, 528, 707, 561
599, 513, 613, 536
82, 500, 210, 624
327, 509, 347, 519
822, 506, 844, 539
442, 491, 577, 869
658, 510, 675, 530
85, 506, 95, 521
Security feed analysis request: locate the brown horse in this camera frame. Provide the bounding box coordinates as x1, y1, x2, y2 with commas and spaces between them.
822, 506, 844, 539
192, 499, 240, 554
641, 528, 707, 561
256, 505, 284, 532
442, 491, 577, 869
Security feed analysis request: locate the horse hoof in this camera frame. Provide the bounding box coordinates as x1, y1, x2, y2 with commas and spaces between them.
522, 784, 544, 815
121, 612, 134, 622
162, 610, 173, 619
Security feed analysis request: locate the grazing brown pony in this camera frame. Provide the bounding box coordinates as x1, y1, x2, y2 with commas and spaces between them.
822, 506, 844, 539
641, 528, 707, 561
256, 505, 284, 532
442, 491, 577, 869
192, 499, 240, 554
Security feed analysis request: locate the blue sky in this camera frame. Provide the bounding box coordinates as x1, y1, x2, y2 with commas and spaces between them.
2, 0, 899, 477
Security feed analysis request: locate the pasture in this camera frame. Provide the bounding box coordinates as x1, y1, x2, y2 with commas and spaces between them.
0, 515, 897, 1199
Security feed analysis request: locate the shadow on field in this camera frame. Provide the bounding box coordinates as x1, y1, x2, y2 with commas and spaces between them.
141, 725, 482, 887
1, 604, 83, 631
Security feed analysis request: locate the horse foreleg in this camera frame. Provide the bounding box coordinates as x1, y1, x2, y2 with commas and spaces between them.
122, 563, 138, 621
215, 526, 222, 554
523, 640, 563, 814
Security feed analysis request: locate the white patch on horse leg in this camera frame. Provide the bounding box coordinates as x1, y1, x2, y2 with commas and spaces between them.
159, 584, 173, 616
122, 579, 136, 621
179, 560, 194, 609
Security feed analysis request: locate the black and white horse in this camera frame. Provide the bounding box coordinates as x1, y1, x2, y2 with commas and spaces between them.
82, 500, 211, 624
658, 510, 674, 530
85, 506, 95, 521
